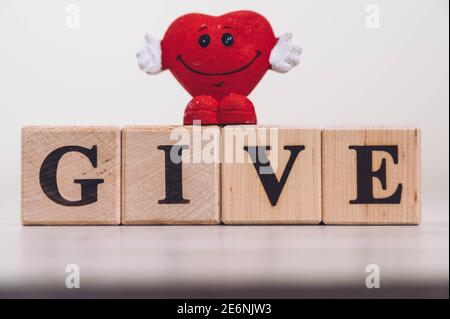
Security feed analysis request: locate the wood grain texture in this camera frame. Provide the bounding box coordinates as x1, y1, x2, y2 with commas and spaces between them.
21, 126, 121, 225
221, 126, 322, 224
322, 126, 421, 225
122, 126, 220, 225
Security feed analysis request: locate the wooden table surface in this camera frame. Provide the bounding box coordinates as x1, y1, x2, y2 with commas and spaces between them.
0, 200, 448, 298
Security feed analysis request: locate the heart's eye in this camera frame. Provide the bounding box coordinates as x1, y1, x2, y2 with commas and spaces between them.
222, 33, 234, 47
198, 34, 211, 48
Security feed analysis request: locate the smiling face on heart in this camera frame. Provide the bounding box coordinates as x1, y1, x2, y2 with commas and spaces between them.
161, 11, 277, 100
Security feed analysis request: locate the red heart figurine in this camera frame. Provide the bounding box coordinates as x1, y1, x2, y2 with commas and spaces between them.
137, 11, 301, 125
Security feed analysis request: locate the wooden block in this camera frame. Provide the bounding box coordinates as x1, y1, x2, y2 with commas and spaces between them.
221, 126, 322, 224
122, 126, 220, 224
21, 126, 121, 225
322, 127, 421, 225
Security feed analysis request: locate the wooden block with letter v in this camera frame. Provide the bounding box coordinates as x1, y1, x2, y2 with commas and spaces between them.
221, 126, 322, 224
21, 126, 121, 225
322, 126, 421, 225
121, 126, 221, 224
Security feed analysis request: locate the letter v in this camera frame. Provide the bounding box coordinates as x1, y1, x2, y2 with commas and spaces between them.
244, 145, 305, 206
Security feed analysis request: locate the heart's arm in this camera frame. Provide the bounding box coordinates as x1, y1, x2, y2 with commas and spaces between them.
136, 34, 164, 75
269, 33, 302, 73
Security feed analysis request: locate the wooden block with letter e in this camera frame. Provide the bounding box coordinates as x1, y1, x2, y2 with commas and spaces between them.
21, 126, 121, 225
121, 126, 220, 224
322, 126, 421, 225
221, 126, 322, 224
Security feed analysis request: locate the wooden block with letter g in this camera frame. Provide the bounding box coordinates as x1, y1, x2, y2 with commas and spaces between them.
221, 126, 322, 224
322, 126, 421, 225
21, 126, 121, 225
122, 126, 220, 224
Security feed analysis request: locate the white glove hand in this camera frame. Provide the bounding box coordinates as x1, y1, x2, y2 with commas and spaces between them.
269, 33, 302, 73
136, 34, 163, 75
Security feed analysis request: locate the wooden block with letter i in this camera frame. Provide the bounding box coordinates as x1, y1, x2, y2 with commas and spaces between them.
21, 126, 121, 225
121, 126, 220, 224
322, 126, 421, 225
221, 126, 322, 224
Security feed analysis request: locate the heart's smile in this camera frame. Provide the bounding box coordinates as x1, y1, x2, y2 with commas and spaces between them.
176, 51, 261, 77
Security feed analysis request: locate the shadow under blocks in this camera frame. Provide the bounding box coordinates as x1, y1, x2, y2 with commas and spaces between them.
21, 126, 421, 225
